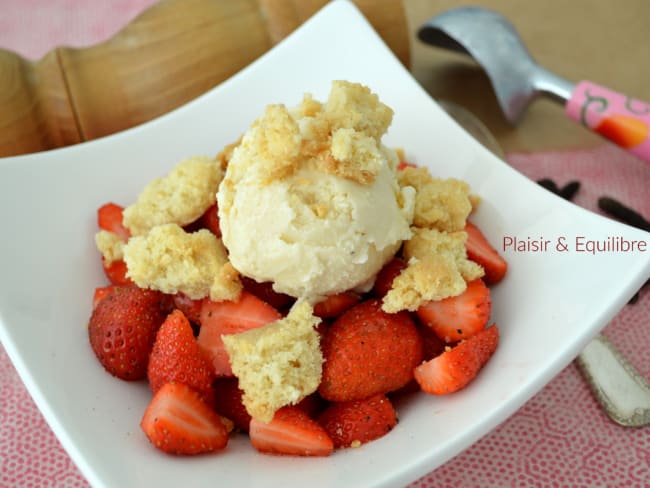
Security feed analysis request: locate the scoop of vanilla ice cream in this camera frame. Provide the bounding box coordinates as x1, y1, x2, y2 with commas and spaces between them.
217, 81, 414, 299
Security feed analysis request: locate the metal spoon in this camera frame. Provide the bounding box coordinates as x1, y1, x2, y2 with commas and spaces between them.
439, 100, 650, 427
419, 6, 650, 164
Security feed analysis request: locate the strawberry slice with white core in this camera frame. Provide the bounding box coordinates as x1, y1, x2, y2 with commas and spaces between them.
140, 382, 230, 455
414, 324, 499, 395
416, 279, 491, 343
464, 221, 507, 284
249, 406, 334, 457
198, 291, 281, 376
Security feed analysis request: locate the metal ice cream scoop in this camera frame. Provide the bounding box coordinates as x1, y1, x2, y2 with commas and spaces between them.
418, 6, 650, 164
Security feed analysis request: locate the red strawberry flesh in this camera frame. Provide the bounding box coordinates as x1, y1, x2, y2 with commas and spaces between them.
147, 309, 214, 403
140, 382, 229, 455
249, 406, 333, 457
414, 324, 499, 395
318, 393, 397, 448
319, 299, 423, 402
416, 278, 491, 343
88, 286, 170, 380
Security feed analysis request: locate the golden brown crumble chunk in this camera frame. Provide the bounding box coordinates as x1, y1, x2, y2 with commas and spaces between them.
324, 80, 393, 140
123, 223, 241, 301
397, 167, 472, 232
94, 230, 124, 266
381, 227, 484, 312
223, 301, 323, 423
123, 156, 223, 236
222, 81, 395, 187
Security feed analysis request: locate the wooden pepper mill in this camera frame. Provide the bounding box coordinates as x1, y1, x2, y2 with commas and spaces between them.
0, 0, 409, 157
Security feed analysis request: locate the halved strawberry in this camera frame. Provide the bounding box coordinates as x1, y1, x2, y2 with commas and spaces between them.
140, 382, 230, 455
313, 291, 360, 319
97, 202, 130, 241
416, 279, 491, 343
249, 406, 333, 457
372, 257, 407, 298
148, 310, 214, 403
198, 291, 282, 377
318, 393, 396, 449
464, 221, 507, 284
414, 324, 499, 395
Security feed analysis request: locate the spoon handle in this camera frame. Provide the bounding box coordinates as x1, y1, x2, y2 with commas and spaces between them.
565, 81, 650, 162
576, 334, 650, 427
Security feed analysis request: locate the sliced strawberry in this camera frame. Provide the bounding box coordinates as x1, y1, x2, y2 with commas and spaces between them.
372, 257, 407, 298
318, 393, 396, 449
198, 291, 282, 377
97, 202, 130, 241
249, 406, 333, 457
172, 293, 204, 324
102, 258, 133, 286
313, 291, 360, 319
140, 382, 229, 455
416, 279, 491, 343
464, 221, 507, 284
148, 310, 214, 403
212, 377, 252, 432
241, 276, 294, 310
414, 324, 499, 395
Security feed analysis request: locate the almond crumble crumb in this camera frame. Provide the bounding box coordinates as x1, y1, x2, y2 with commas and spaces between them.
221, 81, 395, 188
381, 227, 484, 312
94, 230, 124, 266
123, 223, 241, 301
123, 156, 223, 236
397, 167, 472, 232
222, 301, 323, 423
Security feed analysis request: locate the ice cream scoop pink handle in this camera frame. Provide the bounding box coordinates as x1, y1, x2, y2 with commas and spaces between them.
566, 81, 650, 163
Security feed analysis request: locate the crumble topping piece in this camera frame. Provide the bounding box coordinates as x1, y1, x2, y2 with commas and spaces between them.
222, 81, 395, 188
94, 230, 124, 266
246, 104, 303, 182
123, 156, 223, 236
397, 167, 472, 232
382, 227, 484, 312
123, 223, 241, 301
324, 80, 393, 140
222, 300, 323, 423
327, 128, 383, 184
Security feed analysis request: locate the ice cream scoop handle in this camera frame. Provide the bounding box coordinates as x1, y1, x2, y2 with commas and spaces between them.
565, 80, 650, 163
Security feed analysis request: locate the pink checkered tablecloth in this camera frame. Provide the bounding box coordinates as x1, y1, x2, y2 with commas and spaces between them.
1, 2, 649, 487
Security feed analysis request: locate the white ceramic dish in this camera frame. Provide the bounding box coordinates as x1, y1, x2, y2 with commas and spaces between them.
1, 1, 649, 487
